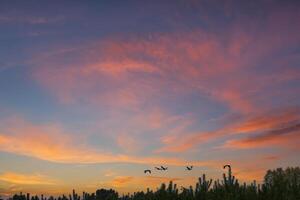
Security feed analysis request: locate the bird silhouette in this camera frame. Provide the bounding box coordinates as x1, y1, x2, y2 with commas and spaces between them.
155, 167, 162, 170
186, 166, 193, 170
144, 169, 151, 174
223, 164, 231, 170
160, 166, 168, 170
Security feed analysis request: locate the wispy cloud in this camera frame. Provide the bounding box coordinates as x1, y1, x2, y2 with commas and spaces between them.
0, 172, 58, 185
157, 107, 300, 152
0, 117, 213, 166
223, 123, 300, 149
111, 176, 134, 187
31, 7, 300, 113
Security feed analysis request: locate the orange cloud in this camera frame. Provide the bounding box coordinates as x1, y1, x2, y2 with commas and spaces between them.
101, 175, 186, 193
136, 176, 184, 189
111, 176, 134, 187
157, 108, 300, 152
0, 117, 213, 166
233, 109, 300, 134
0, 172, 58, 185
233, 168, 266, 183
223, 123, 300, 149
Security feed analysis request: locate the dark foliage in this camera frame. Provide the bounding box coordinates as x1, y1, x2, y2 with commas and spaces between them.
8, 167, 300, 200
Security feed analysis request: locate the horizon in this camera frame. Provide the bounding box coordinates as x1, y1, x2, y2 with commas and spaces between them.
1, 166, 297, 198
0, 0, 300, 197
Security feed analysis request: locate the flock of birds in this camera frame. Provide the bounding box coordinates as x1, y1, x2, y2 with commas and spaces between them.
144, 165, 231, 174
144, 165, 193, 174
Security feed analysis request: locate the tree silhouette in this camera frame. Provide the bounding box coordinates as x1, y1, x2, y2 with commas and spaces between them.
7, 167, 300, 200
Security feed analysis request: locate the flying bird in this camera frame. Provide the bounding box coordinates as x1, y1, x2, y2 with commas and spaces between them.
155, 167, 162, 170
186, 166, 193, 170
160, 166, 168, 170
223, 164, 231, 170
144, 169, 151, 174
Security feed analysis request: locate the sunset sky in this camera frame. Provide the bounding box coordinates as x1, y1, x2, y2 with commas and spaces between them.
0, 0, 300, 197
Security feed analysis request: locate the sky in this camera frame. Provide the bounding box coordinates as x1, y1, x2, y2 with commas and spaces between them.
0, 0, 300, 197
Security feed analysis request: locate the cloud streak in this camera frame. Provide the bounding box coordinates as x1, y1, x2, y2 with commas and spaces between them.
32, 7, 300, 113
157, 107, 300, 152
224, 123, 300, 149
0, 117, 212, 167
0, 172, 58, 185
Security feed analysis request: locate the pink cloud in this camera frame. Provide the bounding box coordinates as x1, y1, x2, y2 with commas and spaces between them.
29, 4, 300, 158
223, 123, 300, 149
157, 107, 300, 152
32, 17, 300, 113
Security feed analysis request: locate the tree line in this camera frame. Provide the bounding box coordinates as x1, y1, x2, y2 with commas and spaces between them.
4, 167, 300, 200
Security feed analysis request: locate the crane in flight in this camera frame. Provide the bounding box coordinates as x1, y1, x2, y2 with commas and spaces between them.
144, 169, 151, 174
223, 164, 231, 170
160, 166, 168, 171
186, 166, 193, 170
